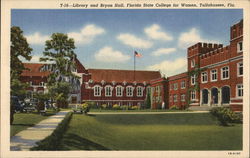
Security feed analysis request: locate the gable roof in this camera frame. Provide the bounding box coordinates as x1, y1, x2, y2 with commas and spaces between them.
21, 63, 50, 77
167, 72, 188, 81
88, 69, 161, 83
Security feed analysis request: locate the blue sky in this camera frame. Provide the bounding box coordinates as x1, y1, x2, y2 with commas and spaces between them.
11, 9, 242, 77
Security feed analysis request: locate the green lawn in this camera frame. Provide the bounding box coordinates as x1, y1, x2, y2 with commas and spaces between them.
11, 110, 56, 137
89, 109, 191, 112
59, 113, 242, 150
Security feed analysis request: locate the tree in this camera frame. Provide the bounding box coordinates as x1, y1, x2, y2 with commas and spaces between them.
40, 33, 78, 107
10, 26, 33, 96
146, 91, 151, 109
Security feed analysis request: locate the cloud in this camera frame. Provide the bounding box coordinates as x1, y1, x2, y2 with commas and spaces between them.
152, 48, 176, 56
25, 32, 49, 45
117, 33, 153, 49
68, 24, 105, 45
144, 24, 173, 41
95, 46, 130, 63
147, 57, 187, 77
178, 28, 218, 49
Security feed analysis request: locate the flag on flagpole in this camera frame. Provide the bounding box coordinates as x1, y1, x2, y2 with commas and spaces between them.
134, 51, 142, 58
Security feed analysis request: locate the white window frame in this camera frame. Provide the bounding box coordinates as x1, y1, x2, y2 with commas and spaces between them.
191, 59, 195, 68
237, 41, 243, 53
191, 74, 196, 85
210, 69, 217, 82
116, 86, 123, 97
237, 62, 243, 77
94, 85, 102, 97
105, 85, 112, 97
126, 86, 133, 97
191, 91, 196, 101
236, 84, 243, 98
201, 72, 208, 83
181, 94, 185, 102
221, 66, 230, 80
173, 94, 178, 102
137, 86, 143, 97
181, 81, 186, 89
174, 83, 178, 90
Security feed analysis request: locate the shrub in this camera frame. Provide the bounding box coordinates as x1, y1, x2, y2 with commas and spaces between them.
101, 104, 107, 109
210, 107, 242, 126
169, 105, 180, 110
82, 103, 90, 114
131, 106, 139, 110
112, 104, 121, 110
31, 112, 73, 150
120, 105, 128, 110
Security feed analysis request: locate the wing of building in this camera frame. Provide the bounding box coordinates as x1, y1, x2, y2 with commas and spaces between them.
20, 19, 243, 111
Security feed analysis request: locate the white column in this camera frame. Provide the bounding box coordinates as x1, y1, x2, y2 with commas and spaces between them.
200, 90, 203, 106
218, 88, 222, 106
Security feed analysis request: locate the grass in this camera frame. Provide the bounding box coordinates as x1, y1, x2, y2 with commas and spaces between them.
58, 113, 242, 150
11, 110, 56, 137
89, 108, 191, 112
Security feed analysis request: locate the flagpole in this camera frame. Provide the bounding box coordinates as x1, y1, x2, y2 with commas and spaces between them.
134, 51, 135, 81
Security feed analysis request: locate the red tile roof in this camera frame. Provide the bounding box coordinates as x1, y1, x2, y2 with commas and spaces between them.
168, 72, 188, 81
21, 63, 50, 77
88, 69, 161, 83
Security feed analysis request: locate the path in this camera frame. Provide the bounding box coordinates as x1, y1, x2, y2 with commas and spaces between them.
10, 111, 69, 151
88, 111, 209, 115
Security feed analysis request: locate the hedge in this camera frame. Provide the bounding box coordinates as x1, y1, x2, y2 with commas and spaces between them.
31, 112, 73, 150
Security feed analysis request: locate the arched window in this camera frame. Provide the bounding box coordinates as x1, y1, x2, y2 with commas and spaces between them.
116, 86, 123, 97
93, 85, 102, 96
211, 88, 218, 104
202, 89, 208, 104
126, 86, 133, 97
137, 86, 143, 97
105, 85, 113, 97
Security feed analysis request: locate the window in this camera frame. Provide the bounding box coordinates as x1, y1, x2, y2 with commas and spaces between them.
221, 66, 229, 80
191, 74, 196, 85
181, 81, 186, 89
94, 86, 102, 96
201, 72, 208, 83
181, 94, 185, 102
191, 59, 195, 68
105, 86, 112, 97
191, 91, 196, 100
39, 82, 44, 86
126, 86, 133, 97
173, 95, 178, 102
116, 86, 123, 97
211, 69, 217, 81
174, 83, 178, 90
137, 86, 143, 97
236, 84, 243, 97
238, 62, 243, 77
237, 41, 243, 53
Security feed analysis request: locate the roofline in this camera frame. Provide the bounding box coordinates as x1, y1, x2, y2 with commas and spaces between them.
88, 68, 160, 73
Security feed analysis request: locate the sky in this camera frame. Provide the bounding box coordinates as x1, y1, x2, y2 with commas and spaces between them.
11, 9, 243, 77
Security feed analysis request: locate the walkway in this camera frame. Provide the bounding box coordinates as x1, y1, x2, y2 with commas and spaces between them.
10, 111, 69, 151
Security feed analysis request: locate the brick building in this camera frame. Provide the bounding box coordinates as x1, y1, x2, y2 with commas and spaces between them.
20, 19, 243, 111
150, 19, 243, 111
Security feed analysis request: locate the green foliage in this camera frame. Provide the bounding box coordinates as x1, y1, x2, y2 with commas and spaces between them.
31, 112, 73, 150
40, 33, 78, 106
145, 92, 151, 109
120, 105, 129, 110
130, 106, 139, 110
169, 105, 180, 110
101, 104, 107, 109
11, 26, 32, 80
85, 101, 97, 109
112, 104, 121, 110
210, 107, 242, 126
10, 26, 32, 98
